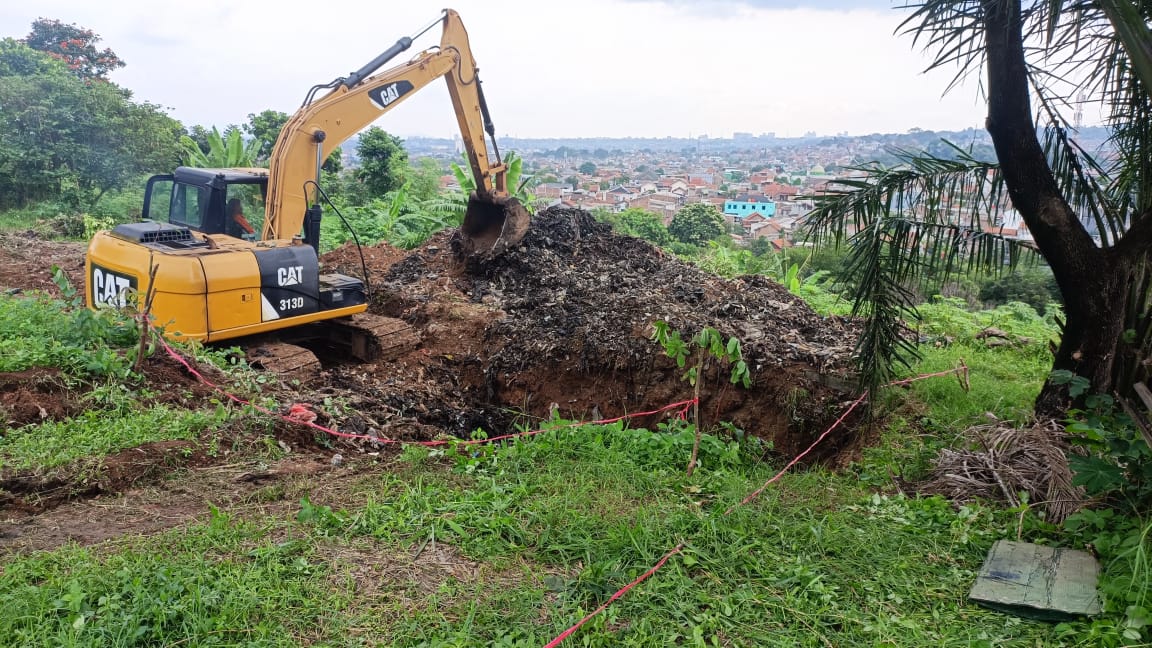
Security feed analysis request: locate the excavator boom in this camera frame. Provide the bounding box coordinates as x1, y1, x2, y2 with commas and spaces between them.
263, 9, 529, 257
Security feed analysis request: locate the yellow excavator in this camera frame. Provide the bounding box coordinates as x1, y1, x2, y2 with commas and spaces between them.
85, 9, 529, 369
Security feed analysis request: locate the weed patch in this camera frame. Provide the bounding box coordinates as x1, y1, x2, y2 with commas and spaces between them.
0, 513, 351, 647
0, 406, 225, 470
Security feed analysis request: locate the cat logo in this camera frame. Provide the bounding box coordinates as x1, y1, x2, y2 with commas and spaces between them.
377, 83, 400, 106
277, 265, 304, 287
91, 265, 137, 308
368, 80, 414, 110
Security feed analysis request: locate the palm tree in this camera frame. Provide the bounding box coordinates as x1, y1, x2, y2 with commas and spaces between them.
807, 1, 1152, 414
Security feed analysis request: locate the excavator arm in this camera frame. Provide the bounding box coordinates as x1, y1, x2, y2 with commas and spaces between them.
262, 8, 524, 250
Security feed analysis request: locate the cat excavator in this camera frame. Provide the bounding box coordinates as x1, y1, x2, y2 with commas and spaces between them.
84, 9, 529, 373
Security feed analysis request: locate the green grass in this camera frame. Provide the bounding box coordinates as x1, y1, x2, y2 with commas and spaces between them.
272, 422, 1065, 646
901, 296, 1055, 426
908, 343, 1049, 426
2, 422, 1071, 646
0, 405, 225, 470
0, 511, 354, 647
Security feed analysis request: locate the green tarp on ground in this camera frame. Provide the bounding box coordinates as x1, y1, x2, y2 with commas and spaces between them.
969, 540, 1102, 621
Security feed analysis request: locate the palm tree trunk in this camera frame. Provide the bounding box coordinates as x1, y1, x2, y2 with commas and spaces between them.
982, 0, 1136, 414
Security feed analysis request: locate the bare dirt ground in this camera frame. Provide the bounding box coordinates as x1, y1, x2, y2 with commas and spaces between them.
0, 207, 862, 550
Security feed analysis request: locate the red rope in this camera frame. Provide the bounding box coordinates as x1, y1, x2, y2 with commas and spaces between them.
723, 392, 868, 515
541, 544, 685, 648
161, 340, 694, 447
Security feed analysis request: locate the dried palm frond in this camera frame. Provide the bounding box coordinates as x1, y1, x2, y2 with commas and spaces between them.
918, 418, 1088, 523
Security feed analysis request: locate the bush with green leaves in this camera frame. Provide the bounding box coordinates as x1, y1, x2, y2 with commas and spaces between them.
595, 207, 673, 246
0, 289, 138, 377
1053, 371, 1152, 512
667, 203, 726, 246
1045, 370, 1152, 646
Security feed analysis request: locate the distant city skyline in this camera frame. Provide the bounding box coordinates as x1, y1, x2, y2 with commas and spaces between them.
2, 0, 1090, 139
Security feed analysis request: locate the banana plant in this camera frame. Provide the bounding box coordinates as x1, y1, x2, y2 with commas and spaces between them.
436, 150, 539, 220
178, 127, 260, 168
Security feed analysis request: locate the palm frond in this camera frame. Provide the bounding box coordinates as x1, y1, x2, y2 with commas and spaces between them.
897, 0, 989, 94
806, 148, 1039, 393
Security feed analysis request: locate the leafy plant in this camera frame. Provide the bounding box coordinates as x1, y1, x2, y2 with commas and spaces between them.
1061, 510, 1151, 645
178, 126, 259, 168
0, 274, 138, 378
651, 320, 750, 476
1052, 370, 1152, 511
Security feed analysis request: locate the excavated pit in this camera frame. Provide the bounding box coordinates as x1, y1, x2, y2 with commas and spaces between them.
320, 206, 863, 459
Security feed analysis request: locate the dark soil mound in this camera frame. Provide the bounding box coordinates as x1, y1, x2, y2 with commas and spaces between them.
322, 206, 861, 458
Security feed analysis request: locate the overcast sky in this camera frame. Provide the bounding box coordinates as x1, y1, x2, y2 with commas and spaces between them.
1, 0, 995, 139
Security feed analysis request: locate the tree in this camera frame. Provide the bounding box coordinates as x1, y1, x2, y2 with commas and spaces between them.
668, 203, 726, 246
579, 161, 597, 175
0, 39, 182, 210
185, 125, 213, 156
243, 109, 289, 163
242, 109, 341, 171
355, 127, 408, 197
807, 1, 1152, 412
602, 207, 673, 246
23, 18, 123, 80
406, 157, 443, 203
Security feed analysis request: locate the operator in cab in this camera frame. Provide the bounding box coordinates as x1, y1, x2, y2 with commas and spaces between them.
227, 198, 256, 238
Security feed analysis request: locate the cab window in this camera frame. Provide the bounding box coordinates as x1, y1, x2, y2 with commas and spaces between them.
143, 178, 173, 221
169, 184, 209, 229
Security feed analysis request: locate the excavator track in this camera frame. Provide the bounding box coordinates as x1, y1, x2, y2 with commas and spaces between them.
246, 342, 323, 381
325, 313, 420, 362
243, 314, 420, 380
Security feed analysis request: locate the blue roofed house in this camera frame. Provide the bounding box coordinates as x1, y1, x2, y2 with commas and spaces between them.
724, 194, 776, 221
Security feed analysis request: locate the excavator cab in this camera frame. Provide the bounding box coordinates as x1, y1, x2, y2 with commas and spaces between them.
142, 167, 269, 239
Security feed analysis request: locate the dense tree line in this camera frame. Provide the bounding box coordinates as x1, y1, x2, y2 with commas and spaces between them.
0, 18, 421, 219
0, 24, 183, 211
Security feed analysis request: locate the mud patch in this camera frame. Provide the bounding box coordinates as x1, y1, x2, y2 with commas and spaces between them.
0, 368, 80, 426
0, 232, 85, 297
0, 440, 204, 513
0, 454, 357, 552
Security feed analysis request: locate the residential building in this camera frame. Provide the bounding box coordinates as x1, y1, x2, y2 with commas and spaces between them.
724, 194, 777, 219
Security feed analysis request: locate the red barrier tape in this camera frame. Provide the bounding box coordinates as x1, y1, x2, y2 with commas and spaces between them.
724, 391, 868, 515
542, 544, 685, 648
160, 339, 962, 647
161, 340, 694, 447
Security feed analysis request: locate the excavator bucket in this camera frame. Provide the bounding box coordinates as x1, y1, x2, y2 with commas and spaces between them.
457, 193, 531, 259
